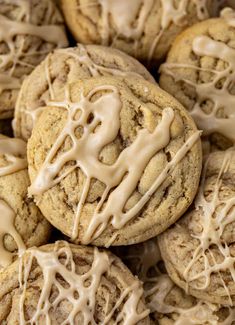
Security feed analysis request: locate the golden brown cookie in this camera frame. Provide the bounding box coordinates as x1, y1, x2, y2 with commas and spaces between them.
60, 0, 221, 65
113, 238, 235, 324
159, 149, 235, 306
13, 43, 155, 141
27, 76, 202, 246
0, 241, 150, 324
0, 0, 68, 119
0, 134, 51, 269
160, 8, 235, 150
154, 275, 235, 325
156, 288, 235, 325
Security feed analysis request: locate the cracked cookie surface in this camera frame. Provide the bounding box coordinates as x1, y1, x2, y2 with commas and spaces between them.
27, 76, 201, 246
60, 0, 221, 65
0, 241, 150, 324
14, 43, 154, 141
113, 238, 235, 324
159, 150, 235, 306
0, 134, 51, 269
0, 0, 68, 119
160, 9, 235, 150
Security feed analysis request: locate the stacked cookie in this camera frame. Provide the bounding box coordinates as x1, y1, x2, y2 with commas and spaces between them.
0, 0, 235, 324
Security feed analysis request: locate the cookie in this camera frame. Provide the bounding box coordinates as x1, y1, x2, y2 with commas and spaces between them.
160, 8, 235, 150
0, 0, 68, 119
13, 43, 155, 141
27, 76, 202, 246
159, 149, 235, 306
0, 135, 51, 269
60, 0, 220, 65
0, 241, 150, 324
156, 281, 235, 325
113, 238, 235, 324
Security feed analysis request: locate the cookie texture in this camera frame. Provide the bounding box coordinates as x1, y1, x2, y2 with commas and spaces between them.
159, 149, 235, 306
0, 241, 150, 324
160, 9, 235, 150
0, 0, 68, 119
27, 76, 202, 246
60, 0, 220, 65
113, 238, 235, 324
14, 43, 155, 141
154, 275, 235, 324
0, 135, 51, 269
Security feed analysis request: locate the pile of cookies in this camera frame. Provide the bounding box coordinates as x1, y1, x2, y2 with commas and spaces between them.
1, 0, 235, 324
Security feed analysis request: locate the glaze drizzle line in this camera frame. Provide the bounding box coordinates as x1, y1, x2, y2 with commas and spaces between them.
18, 242, 149, 324
29, 83, 200, 244
160, 8, 235, 142
0, 136, 27, 267
121, 238, 235, 324
0, 0, 68, 94
183, 150, 235, 305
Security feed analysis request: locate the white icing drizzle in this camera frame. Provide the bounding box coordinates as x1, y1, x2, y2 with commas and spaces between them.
114, 238, 169, 313
93, 0, 209, 61
21, 44, 154, 132
221, 7, 235, 26
118, 237, 235, 324
0, 136, 27, 268
45, 44, 150, 100
181, 150, 235, 306
18, 242, 149, 324
151, 275, 235, 325
0, 136, 27, 176
150, 0, 209, 61
160, 9, 235, 142
0, 200, 26, 268
57, 45, 148, 79
98, 0, 154, 45
116, 240, 176, 314
0, 0, 68, 95
28, 83, 200, 244
160, 0, 208, 30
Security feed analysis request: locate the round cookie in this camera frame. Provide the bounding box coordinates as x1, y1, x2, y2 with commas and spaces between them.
0, 0, 68, 119
158, 149, 235, 306
13, 43, 155, 141
160, 8, 235, 150
113, 239, 235, 324
27, 76, 202, 246
60, 0, 221, 65
0, 241, 150, 324
0, 134, 51, 269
